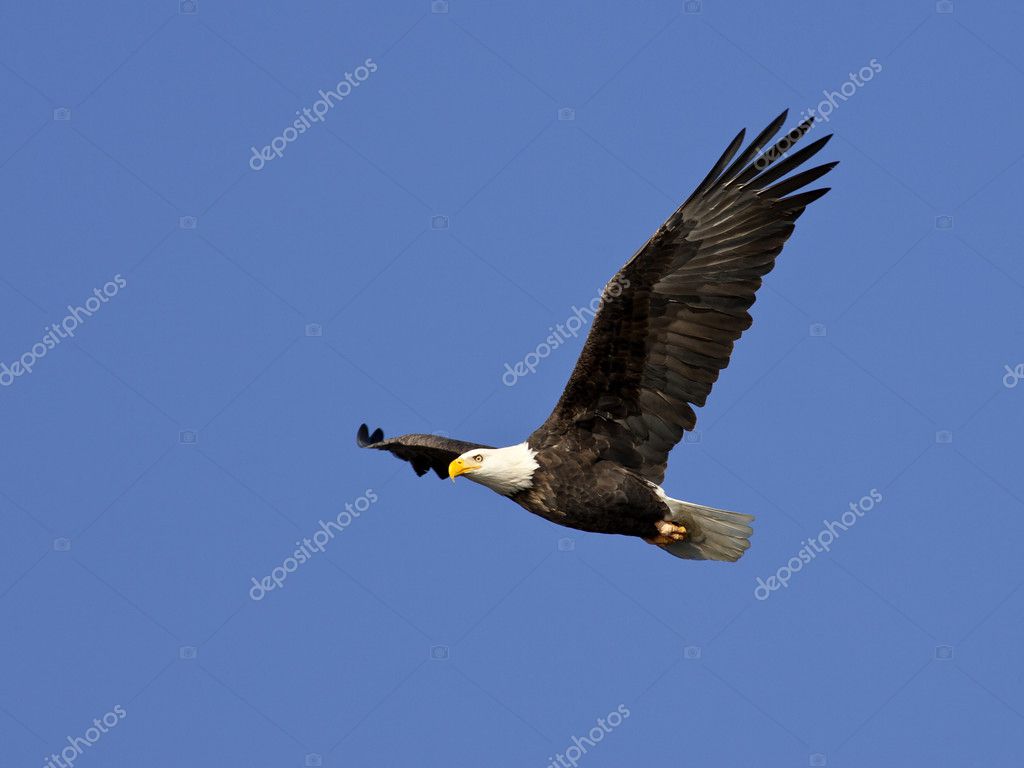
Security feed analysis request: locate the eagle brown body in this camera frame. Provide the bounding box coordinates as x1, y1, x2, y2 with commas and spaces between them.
513, 433, 668, 537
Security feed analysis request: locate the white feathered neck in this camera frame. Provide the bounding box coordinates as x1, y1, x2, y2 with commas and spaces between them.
464, 443, 538, 496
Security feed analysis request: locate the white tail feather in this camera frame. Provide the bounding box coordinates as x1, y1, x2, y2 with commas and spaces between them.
659, 496, 754, 562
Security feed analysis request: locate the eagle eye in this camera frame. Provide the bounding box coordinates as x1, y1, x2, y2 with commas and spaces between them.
473, 454, 483, 462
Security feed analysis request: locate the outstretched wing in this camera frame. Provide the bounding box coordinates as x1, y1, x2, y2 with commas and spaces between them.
357, 424, 493, 479
534, 111, 836, 485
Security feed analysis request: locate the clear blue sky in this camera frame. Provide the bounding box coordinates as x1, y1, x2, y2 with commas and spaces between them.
2, 1, 1023, 766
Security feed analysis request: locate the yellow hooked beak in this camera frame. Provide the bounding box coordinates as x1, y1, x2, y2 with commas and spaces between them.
448, 457, 479, 481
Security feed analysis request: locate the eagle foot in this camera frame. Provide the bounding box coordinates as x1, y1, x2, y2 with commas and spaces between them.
645, 520, 688, 545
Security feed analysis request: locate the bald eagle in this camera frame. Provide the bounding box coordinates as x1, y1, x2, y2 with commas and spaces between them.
358, 111, 835, 561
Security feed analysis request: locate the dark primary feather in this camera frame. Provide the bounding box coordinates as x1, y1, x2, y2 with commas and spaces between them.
356, 424, 492, 479
534, 111, 836, 485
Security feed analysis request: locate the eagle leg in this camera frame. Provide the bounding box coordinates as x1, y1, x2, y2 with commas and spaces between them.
644, 520, 688, 545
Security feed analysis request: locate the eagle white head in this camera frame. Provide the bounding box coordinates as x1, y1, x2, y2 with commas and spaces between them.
448, 443, 539, 496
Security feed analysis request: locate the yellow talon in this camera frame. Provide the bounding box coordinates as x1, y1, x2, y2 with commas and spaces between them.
646, 521, 688, 544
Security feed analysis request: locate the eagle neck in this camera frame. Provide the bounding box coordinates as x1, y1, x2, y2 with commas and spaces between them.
473, 442, 538, 496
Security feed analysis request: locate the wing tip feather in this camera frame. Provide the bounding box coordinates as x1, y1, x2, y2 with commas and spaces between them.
692, 109, 836, 204
356, 423, 385, 447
